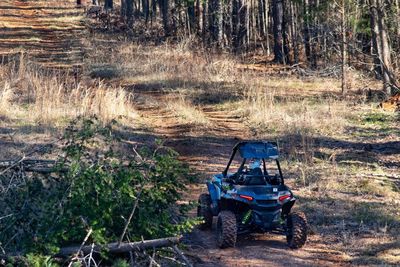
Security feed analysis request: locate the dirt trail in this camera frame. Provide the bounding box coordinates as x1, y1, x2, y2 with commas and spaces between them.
134, 91, 351, 267
0, 2, 352, 264
0, 0, 85, 69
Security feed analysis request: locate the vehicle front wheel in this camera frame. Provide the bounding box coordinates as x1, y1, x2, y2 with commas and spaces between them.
286, 211, 307, 249
197, 193, 213, 230
216, 210, 237, 248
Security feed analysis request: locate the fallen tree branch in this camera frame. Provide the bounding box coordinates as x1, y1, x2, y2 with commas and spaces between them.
0, 138, 61, 176
0, 156, 25, 176
0, 159, 56, 167
73, 228, 93, 260
118, 187, 143, 246
172, 245, 193, 267
0, 213, 13, 222
0, 159, 67, 173
57, 236, 182, 257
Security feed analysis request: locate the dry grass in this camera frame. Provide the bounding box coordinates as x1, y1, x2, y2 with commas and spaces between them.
239, 85, 349, 136
0, 62, 136, 126
165, 94, 211, 126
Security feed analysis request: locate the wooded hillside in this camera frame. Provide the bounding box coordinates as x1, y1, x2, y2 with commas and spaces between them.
91, 0, 400, 95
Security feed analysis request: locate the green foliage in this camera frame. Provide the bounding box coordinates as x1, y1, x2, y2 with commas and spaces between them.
26, 254, 59, 267
112, 259, 130, 267
361, 112, 394, 126
0, 116, 197, 258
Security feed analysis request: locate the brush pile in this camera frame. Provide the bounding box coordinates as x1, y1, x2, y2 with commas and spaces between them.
0, 117, 197, 266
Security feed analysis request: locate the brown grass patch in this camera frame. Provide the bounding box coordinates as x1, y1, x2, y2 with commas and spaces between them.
0, 62, 136, 126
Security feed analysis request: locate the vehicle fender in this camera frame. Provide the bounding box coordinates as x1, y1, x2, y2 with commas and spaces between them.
206, 181, 220, 215
282, 199, 296, 215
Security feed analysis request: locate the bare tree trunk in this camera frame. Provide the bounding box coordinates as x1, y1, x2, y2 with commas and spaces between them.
202, 0, 208, 42
121, 0, 127, 17
159, 0, 170, 36
126, 0, 134, 26
290, 1, 298, 63
239, 0, 248, 50
310, 0, 317, 68
196, 0, 201, 34
187, 0, 196, 35
370, 3, 381, 77
246, 0, 250, 49
224, 0, 233, 47
105, 0, 113, 9
264, 0, 270, 55
341, 0, 347, 94
232, 0, 247, 52
218, 0, 224, 47
232, 0, 239, 49
143, 0, 149, 24
369, 0, 395, 95
272, 0, 289, 64
397, 0, 400, 40
208, 0, 223, 47
258, 0, 265, 37
303, 0, 311, 65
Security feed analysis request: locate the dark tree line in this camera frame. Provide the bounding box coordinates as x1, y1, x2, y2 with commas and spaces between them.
86, 0, 400, 95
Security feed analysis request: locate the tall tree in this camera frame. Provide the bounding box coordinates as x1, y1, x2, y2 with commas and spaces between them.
341, 0, 348, 94
105, 0, 113, 9
272, 0, 289, 64
187, 0, 196, 35
232, 0, 247, 51
159, 0, 170, 36
289, 0, 298, 63
369, 0, 396, 95
208, 0, 223, 46
126, 0, 134, 26
303, 0, 312, 65
121, 0, 127, 17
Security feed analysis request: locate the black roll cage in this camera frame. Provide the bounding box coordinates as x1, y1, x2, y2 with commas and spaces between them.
222, 141, 284, 185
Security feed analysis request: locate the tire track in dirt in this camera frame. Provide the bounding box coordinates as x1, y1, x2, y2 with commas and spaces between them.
134, 92, 248, 174
0, 0, 86, 69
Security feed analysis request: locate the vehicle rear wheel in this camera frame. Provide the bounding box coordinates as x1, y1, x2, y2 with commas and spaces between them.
197, 193, 213, 230
286, 211, 307, 249
216, 210, 237, 248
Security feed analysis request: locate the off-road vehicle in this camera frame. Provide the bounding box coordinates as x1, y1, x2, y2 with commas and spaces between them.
197, 141, 307, 248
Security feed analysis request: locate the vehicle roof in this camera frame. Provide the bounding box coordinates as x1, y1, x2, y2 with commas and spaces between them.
235, 141, 279, 159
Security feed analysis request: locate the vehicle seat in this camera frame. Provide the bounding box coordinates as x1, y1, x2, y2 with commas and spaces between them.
244, 167, 266, 185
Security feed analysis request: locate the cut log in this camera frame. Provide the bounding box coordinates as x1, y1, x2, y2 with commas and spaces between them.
57, 236, 182, 257
0, 159, 67, 173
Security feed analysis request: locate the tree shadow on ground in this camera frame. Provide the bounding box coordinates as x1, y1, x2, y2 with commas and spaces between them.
125, 79, 242, 105
300, 194, 400, 266
350, 239, 400, 266
277, 131, 399, 166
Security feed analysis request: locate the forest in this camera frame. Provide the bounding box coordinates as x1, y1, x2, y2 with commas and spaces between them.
0, 0, 399, 266
104, 0, 400, 96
